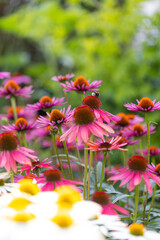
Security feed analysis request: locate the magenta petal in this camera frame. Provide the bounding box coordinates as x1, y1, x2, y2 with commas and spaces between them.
120, 171, 135, 187
41, 182, 54, 191
134, 172, 142, 186
110, 203, 129, 216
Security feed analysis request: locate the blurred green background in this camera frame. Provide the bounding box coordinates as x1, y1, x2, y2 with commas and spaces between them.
0, 0, 160, 116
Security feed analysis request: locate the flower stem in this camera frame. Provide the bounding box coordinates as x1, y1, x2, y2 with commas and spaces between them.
145, 112, 150, 163
133, 184, 139, 223
58, 126, 73, 180
87, 135, 93, 200
94, 152, 98, 191
143, 191, 148, 222
51, 132, 65, 178
100, 151, 107, 190
10, 96, 17, 121
122, 151, 126, 167
84, 145, 88, 199
139, 141, 143, 156
21, 132, 28, 148
151, 156, 155, 165
10, 169, 14, 183
80, 93, 85, 101
146, 184, 157, 225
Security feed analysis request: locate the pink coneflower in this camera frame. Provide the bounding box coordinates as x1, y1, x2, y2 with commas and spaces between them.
7, 106, 35, 120
0, 132, 37, 172
3, 72, 31, 85
148, 163, 160, 176
37, 169, 83, 191
60, 76, 102, 94
51, 73, 74, 82
37, 106, 72, 128
86, 137, 127, 152
82, 95, 119, 123
0, 80, 33, 99
0, 72, 10, 79
121, 123, 155, 138
27, 96, 66, 111
19, 158, 53, 175
2, 117, 37, 132
60, 105, 114, 144
125, 114, 144, 125
137, 146, 160, 157
108, 155, 160, 194
124, 97, 160, 112
117, 136, 141, 146
114, 113, 130, 128
91, 191, 129, 216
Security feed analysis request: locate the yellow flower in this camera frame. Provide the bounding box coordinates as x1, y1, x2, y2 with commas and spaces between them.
8, 197, 31, 211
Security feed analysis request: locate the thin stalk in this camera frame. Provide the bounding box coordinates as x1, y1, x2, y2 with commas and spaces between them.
87, 135, 93, 200
80, 93, 85, 101
151, 156, 155, 165
143, 192, 148, 222
139, 141, 143, 156
51, 132, 65, 178
10, 96, 17, 121
100, 151, 107, 190
21, 132, 28, 148
10, 169, 14, 183
122, 151, 126, 167
133, 184, 139, 223
145, 112, 150, 163
108, 152, 111, 171
84, 145, 88, 199
146, 184, 157, 225
58, 126, 73, 180
94, 152, 98, 191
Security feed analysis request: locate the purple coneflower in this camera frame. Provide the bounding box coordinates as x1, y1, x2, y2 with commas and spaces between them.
2, 117, 36, 132
0, 132, 37, 172
51, 73, 74, 82
0, 80, 33, 99
124, 97, 160, 112
121, 123, 155, 138
108, 155, 160, 194
60, 105, 114, 144
60, 76, 102, 94
27, 96, 66, 111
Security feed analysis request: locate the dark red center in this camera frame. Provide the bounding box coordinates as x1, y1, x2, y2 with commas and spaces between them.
0, 132, 18, 151
128, 155, 147, 172
91, 191, 110, 205
99, 142, 112, 149
82, 96, 101, 110
74, 106, 95, 125
116, 113, 129, 127
133, 124, 144, 134
43, 169, 62, 182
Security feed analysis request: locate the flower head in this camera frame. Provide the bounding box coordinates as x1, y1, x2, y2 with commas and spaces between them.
27, 96, 66, 111
51, 73, 74, 82
91, 191, 129, 216
2, 117, 37, 132
124, 97, 160, 112
86, 137, 127, 152
60, 105, 114, 144
60, 76, 102, 94
122, 124, 155, 138
108, 155, 160, 194
7, 106, 34, 120
137, 146, 160, 157
0, 80, 33, 99
82, 95, 119, 123
0, 132, 37, 172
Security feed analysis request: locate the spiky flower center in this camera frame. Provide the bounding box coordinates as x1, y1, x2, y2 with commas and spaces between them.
51, 214, 73, 228
150, 146, 158, 154
128, 155, 147, 172
133, 124, 144, 134
8, 106, 23, 115
59, 76, 67, 82
91, 191, 110, 205
129, 223, 145, 236
32, 161, 41, 167
117, 137, 127, 144
73, 76, 89, 88
0, 132, 18, 151
82, 96, 101, 110
44, 169, 62, 182
0, 179, 5, 186
15, 118, 29, 128
99, 142, 112, 149
155, 164, 160, 173
138, 97, 154, 109
126, 114, 135, 119
74, 106, 94, 125
13, 212, 35, 222
40, 96, 52, 104
49, 109, 65, 123
4, 80, 20, 91
116, 113, 129, 127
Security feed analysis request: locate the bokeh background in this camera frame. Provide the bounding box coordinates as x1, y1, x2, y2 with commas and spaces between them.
0, 0, 160, 116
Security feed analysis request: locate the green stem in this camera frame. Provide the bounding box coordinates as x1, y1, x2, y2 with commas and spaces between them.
100, 151, 107, 190
139, 141, 143, 156
143, 192, 148, 222
58, 126, 73, 180
84, 145, 88, 199
151, 156, 155, 165
10, 96, 17, 121
133, 184, 139, 223
21, 132, 28, 148
80, 93, 85, 101
122, 151, 126, 167
87, 135, 93, 200
51, 132, 65, 178
94, 152, 98, 191
145, 112, 150, 163
146, 184, 157, 225
10, 169, 14, 183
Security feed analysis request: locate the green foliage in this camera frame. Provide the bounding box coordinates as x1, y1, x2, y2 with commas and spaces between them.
0, 0, 160, 115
